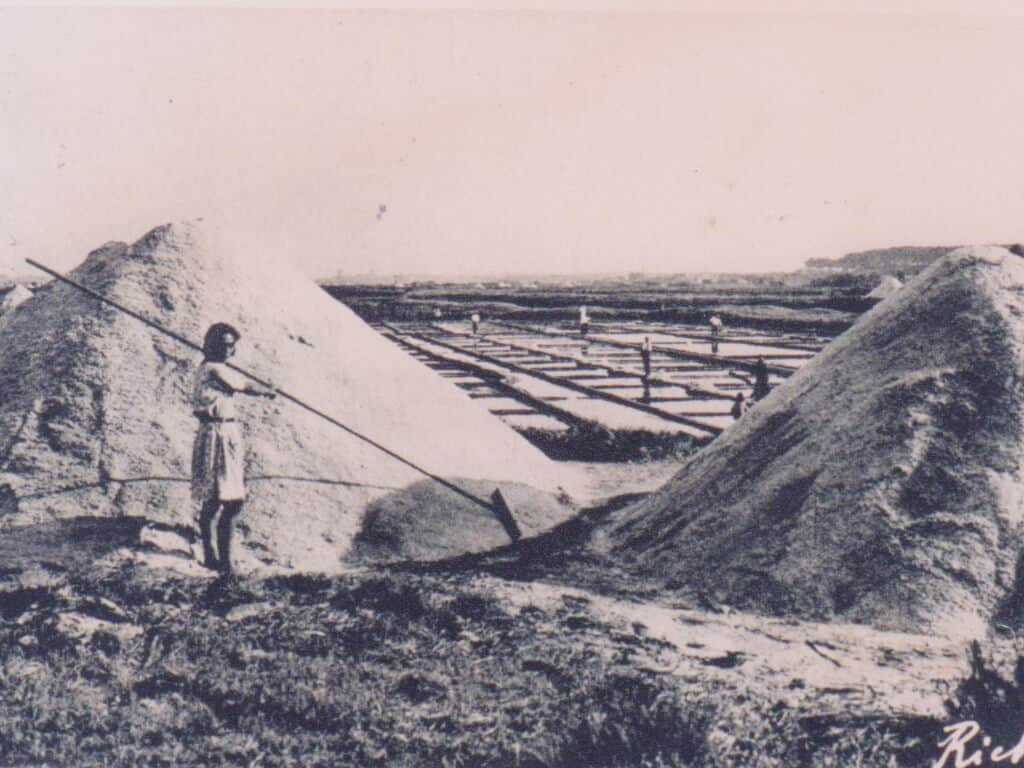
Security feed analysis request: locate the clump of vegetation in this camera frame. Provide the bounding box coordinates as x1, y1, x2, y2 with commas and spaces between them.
805, 271, 882, 296
516, 421, 700, 463
0, 567, 713, 768
944, 640, 1024, 748
0, 563, 938, 767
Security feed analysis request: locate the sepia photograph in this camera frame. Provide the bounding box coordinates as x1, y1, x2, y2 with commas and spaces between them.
1, 2, 1023, 765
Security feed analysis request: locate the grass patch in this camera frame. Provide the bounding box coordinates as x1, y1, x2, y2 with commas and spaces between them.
516, 422, 701, 463
0, 563, 938, 767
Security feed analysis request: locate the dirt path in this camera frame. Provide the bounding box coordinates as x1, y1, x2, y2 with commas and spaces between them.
472, 575, 966, 720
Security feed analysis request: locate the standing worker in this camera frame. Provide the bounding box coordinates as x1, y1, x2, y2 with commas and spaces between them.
709, 315, 722, 338
640, 336, 653, 378
579, 305, 589, 337
191, 322, 276, 574
731, 392, 748, 420
640, 336, 653, 403
709, 315, 723, 355
752, 356, 771, 401
471, 312, 480, 335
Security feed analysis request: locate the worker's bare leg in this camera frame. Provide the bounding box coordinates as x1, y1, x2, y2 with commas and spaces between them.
199, 499, 221, 570
216, 500, 244, 574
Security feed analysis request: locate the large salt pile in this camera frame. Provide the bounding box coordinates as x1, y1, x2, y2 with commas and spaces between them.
595, 246, 1024, 638
0, 221, 574, 571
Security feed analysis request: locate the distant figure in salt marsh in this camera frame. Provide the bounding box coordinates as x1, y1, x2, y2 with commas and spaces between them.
191, 322, 276, 574
731, 392, 748, 420
752, 356, 771, 401
640, 336, 653, 403
579, 305, 589, 337
471, 312, 480, 335
640, 336, 652, 379
709, 315, 722, 338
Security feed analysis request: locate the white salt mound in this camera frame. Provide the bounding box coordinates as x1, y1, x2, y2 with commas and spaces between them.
0, 284, 33, 314
866, 274, 903, 299
595, 245, 1024, 639
0, 221, 575, 571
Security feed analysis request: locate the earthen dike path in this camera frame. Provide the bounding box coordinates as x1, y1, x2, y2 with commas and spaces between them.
376, 319, 829, 441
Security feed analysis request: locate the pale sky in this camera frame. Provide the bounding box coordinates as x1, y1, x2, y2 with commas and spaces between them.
2, 2, 1023, 279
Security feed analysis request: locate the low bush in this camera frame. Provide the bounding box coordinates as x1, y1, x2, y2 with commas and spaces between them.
944, 640, 1024, 749
516, 421, 699, 463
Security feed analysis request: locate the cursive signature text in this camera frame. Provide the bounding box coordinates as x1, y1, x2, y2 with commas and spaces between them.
935, 721, 1024, 767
